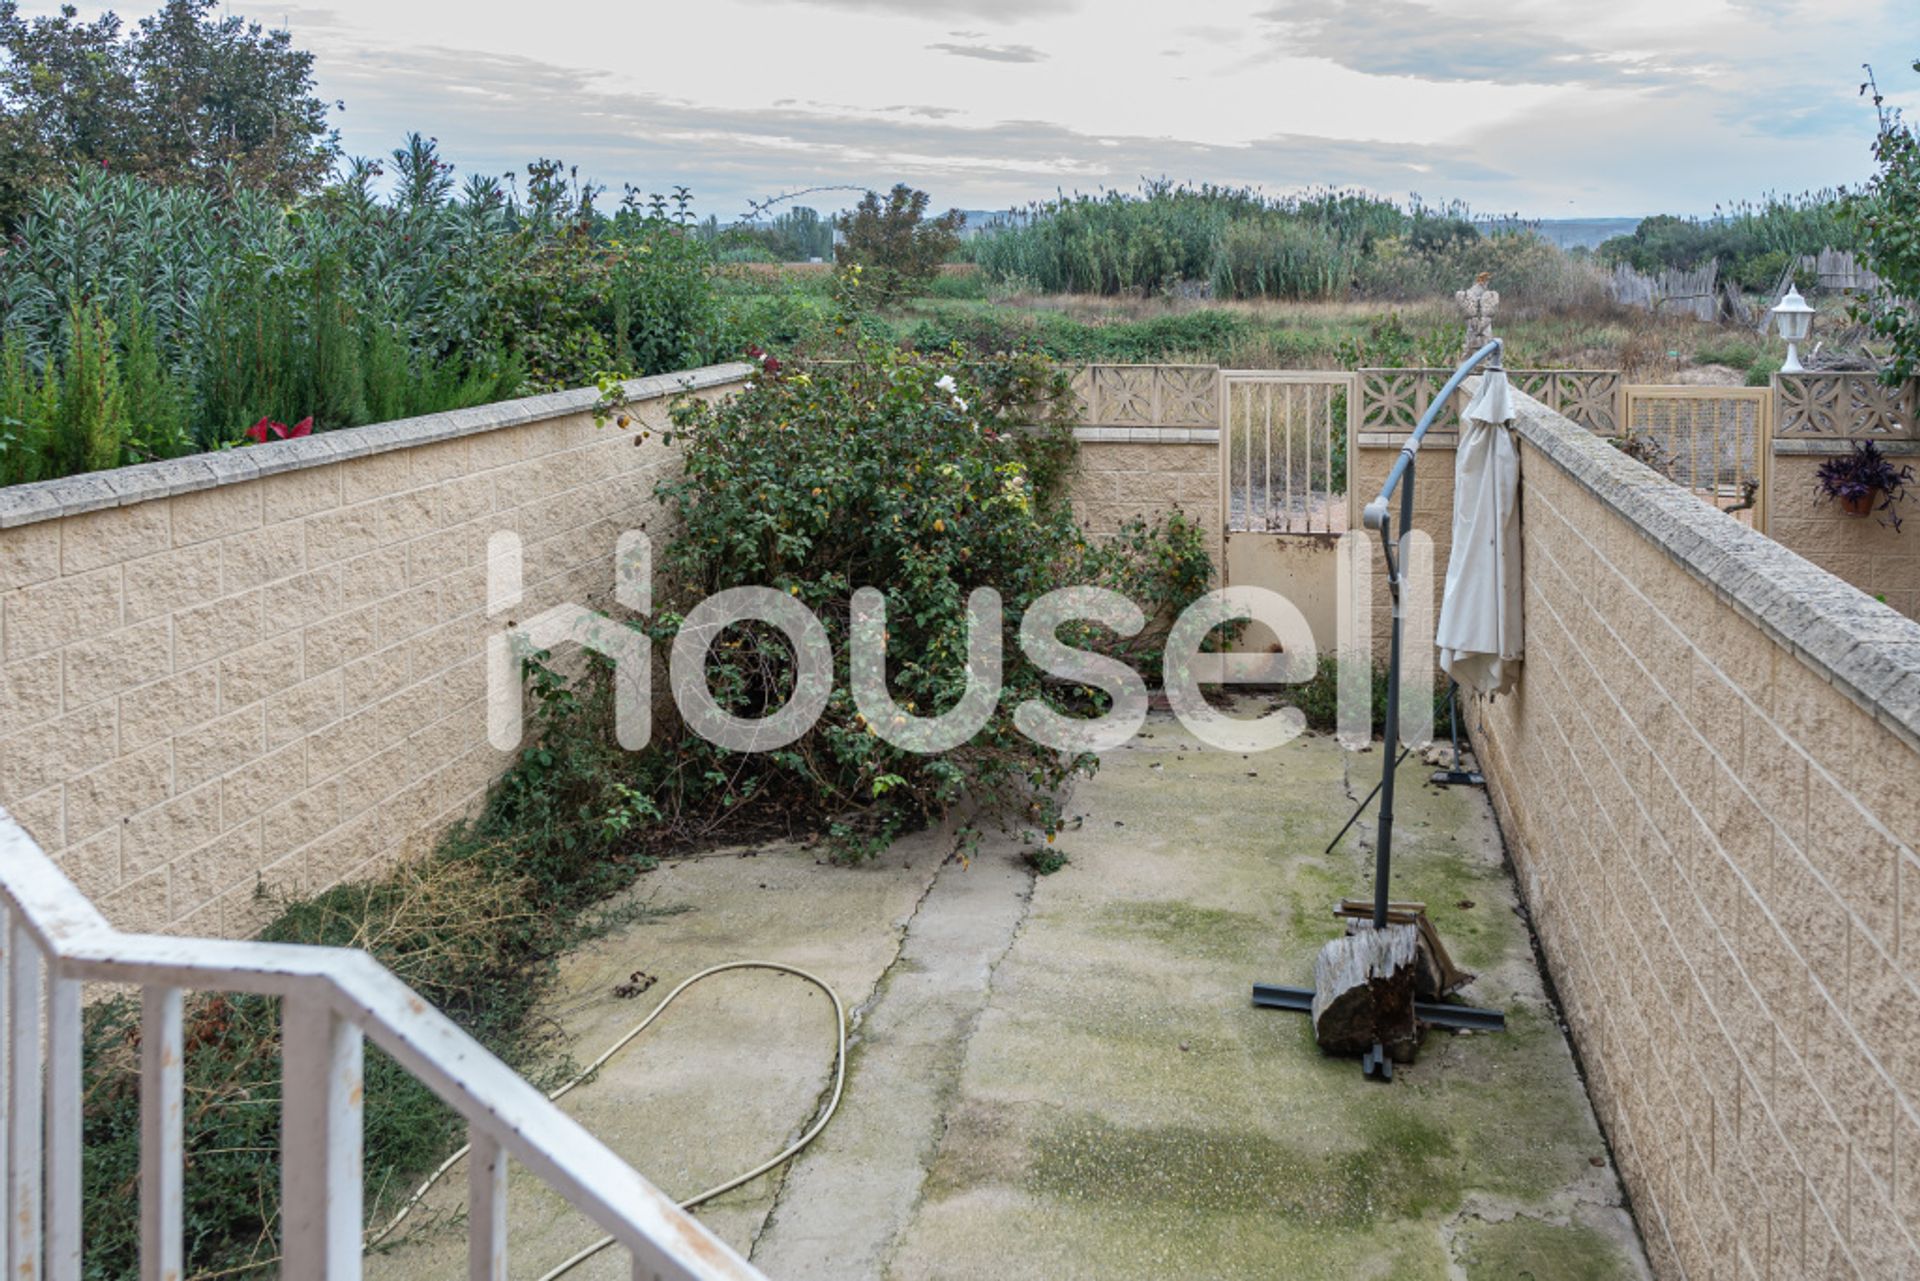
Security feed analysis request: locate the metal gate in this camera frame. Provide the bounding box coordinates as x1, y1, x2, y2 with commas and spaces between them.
1220, 371, 1354, 535
1621, 386, 1773, 532
1218, 371, 1354, 656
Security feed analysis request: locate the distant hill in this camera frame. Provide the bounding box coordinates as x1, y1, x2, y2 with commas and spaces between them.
1483, 217, 1640, 250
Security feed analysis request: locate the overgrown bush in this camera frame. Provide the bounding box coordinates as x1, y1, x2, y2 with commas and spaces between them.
0, 141, 741, 482
1595, 193, 1856, 285
965, 182, 1541, 303
1355, 229, 1606, 309
636, 339, 1127, 858
968, 182, 1407, 298
1280, 653, 1453, 737
833, 185, 964, 305
1851, 59, 1920, 384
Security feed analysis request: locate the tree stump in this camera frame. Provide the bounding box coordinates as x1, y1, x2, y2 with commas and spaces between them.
1310, 922, 1422, 1062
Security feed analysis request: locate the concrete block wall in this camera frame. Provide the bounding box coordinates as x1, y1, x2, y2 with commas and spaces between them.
0, 366, 748, 938
1473, 389, 1920, 1279
1070, 431, 1223, 573
1767, 445, 1920, 621
1349, 430, 1457, 664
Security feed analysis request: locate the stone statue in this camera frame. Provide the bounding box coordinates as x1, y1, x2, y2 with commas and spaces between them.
1456, 272, 1498, 358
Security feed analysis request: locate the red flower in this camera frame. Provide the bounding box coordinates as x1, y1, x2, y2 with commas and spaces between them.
244, 416, 315, 444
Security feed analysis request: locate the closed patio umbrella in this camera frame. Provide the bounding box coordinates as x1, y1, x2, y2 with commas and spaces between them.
1436, 370, 1522, 697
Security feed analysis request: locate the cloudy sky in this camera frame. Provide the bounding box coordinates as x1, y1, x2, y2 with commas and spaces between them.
29, 0, 1920, 219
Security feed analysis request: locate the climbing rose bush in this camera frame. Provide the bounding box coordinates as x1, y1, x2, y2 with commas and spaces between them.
575, 336, 1212, 862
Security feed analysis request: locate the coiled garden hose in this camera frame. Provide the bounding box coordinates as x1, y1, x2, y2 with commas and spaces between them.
364, 960, 848, 1280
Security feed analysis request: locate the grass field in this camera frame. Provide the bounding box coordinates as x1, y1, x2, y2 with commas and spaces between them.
719, 264, 1796, 382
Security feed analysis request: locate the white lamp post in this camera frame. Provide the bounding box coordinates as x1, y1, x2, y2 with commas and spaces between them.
1771, 285, 1815, 373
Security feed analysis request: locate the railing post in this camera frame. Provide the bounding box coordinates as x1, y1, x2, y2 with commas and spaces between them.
8, 918, 43, 1281
280, 993, 364, 1281
46, 968, 82, 1281
0, 908, 10, 1271
468, 1128, 508, 1281
140, 986, 183, 1281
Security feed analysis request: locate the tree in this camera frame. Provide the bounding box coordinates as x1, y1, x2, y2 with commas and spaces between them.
833, 184, 964, 303
0, 0, 338, 227
1853, 60, 1920, 385
0, 3, 134, 224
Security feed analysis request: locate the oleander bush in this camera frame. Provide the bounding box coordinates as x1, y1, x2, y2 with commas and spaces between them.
0, 141, 738, 485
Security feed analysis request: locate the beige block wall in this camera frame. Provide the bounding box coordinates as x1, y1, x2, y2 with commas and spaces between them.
1070, 439, 1223, 573
0, 371, 744, 938
1768, 450, 1920, 621
1473, 397, 1920, 1279
1350, 433, 1457, 664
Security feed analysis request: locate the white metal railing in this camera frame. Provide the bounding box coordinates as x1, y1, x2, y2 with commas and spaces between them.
0, 807, 764, 1281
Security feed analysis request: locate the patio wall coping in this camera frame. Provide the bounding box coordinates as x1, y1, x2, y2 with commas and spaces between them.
0, 362, 754, 530
1071, 427, 1219, 444
1505, 380, 1920, 753
1772, 437, 1920, 457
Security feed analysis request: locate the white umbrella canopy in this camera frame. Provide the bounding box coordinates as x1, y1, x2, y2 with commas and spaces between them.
1436, 370, 1523, 697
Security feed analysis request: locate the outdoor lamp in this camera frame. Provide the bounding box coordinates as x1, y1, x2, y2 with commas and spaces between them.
1771, 285, 1815, 373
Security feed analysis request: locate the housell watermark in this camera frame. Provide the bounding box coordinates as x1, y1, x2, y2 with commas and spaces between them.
485, 530, 1434, 757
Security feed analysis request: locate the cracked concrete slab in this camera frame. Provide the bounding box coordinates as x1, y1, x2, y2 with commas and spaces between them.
369, 708, 1649, 1281
749, 842, 1034, 1278
366, 838, 949, 1281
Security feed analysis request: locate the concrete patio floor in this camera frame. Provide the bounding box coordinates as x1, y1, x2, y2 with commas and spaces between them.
369, 705, 1650, 1281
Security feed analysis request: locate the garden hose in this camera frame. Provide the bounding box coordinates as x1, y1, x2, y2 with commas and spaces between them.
363, 960, 848, 1279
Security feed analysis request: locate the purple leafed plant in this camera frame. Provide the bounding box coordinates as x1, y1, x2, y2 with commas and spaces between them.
1815, 439, 1914, 531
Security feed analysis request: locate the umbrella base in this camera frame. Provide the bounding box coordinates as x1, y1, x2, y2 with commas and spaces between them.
1252, 983, 1507, 1033
1253, 903, 1506, 1081
1430, 768, 1485, 787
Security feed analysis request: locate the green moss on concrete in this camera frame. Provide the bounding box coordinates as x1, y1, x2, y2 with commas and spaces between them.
1452, 1213, 1635, 1280
1095, 900, 1269, 960
1028, 1111, 1457, 1226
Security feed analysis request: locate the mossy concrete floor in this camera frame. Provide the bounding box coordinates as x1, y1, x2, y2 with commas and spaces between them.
369, 708, 1650, 1281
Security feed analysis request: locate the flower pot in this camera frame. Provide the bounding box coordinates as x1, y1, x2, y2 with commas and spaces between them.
1840, 489, 1880, 518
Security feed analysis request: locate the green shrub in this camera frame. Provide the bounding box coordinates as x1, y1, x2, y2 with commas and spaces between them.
648, 340, 1090, 859
1355, 230, 1605, 309
0, 145, 740, 482
1851, 59, 1920, 384
833, 185, 964, 304
1595, 193, 1856, 285
117, 300, 191, 461
54, 301, 125, 474
1281, 654, 1453, 737
1209, 216, 1357, 300
0, 331, 56, 486
1692, 336, 1762, 368
967, 182, 1396, 297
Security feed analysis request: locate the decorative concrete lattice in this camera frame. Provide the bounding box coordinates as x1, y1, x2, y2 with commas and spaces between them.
1359, 368, 1621, 436
1774, 372, 1917, 439
1622, 386, 1771, 530
1511, 371, 1624, 435
1069, 364, 1218, 428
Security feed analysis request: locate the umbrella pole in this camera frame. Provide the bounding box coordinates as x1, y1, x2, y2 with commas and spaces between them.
1251, 337, 1510, 1076
1373, 503, 1405, 930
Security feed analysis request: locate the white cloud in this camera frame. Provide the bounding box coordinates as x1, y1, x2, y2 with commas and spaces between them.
10, 0, 1912, 218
